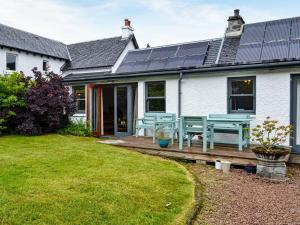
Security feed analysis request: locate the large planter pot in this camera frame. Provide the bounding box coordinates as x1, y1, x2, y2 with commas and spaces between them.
159, 138, 170, 148
252, 146, 291, 181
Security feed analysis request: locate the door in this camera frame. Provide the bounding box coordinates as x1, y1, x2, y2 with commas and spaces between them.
292, 75, 300, 154
90, 87, 101, 135
114, 85, 132, 137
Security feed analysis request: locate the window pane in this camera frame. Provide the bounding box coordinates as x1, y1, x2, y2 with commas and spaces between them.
74, 86, 85, 99
231, 96, 254, 111
76, 100, 85, 113
147, 82, 164, 97
43, 60, 49, 71
6, 53, 16, 71
231, 79, 253, 94
148, 99, 165, 112
117, 87, 128, 132
73, 86, 85, 113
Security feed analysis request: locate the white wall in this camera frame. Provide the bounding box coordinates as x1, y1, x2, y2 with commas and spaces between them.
0, 47, 65, 76
166, 79, 179, 116
136, 69, 294, 146
180, 70, 291, 145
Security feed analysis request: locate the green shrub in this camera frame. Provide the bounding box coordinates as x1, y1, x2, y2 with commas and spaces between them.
58, 120, 91, 137
0, 72, 30, 133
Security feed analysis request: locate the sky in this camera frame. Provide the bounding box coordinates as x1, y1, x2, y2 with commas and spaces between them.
1, 0, 300, 48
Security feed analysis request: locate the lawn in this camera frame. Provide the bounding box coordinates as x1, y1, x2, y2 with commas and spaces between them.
0, 135, 194, 225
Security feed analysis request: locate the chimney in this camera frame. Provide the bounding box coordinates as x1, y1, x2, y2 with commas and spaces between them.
226, 9, 245, 37
122, 18, 134, 39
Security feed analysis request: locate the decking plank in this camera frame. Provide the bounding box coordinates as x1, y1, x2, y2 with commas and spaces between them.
107, 136, 257, 166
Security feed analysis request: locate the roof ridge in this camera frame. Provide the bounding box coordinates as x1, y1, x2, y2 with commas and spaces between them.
0, 23, 66, 45
128, 37, 223, 52
246, 16, 300, 26
68, 36, 123, 46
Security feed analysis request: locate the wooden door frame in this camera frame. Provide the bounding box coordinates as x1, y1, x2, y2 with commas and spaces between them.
87, 84, 102, 137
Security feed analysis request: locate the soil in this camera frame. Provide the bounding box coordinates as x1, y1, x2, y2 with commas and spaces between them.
187, 163, 300, 225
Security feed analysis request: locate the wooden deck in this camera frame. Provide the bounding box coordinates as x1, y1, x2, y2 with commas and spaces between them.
109, 136, 257, 166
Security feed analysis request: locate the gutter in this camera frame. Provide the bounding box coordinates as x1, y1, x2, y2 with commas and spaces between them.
178, 72, 183, 117
63, 60, 300, 83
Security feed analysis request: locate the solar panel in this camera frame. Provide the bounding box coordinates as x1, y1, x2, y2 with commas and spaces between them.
289, 39, 300, 59
116, 62, 134, 73
183, 54, 205, 68
235, 43, 262, 63
261, 41, 289, 61
147, 59, 167, 71
176, 42, 208, 57
123, 49, 151, 63
239, 23, 266, 45
164, 57, 185, 69
291, 17, 300, 40
264, 19, 291, 42
131, 61, 150, 72
149, 46, 178, 60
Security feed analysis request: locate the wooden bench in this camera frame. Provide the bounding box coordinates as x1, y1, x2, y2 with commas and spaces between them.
136, 113, 177, 144
179, 116, 214, 152
208, 114, 251, 151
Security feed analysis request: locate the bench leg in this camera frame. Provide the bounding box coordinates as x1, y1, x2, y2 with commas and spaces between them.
245, 124, 250, 147
135, 128, 139, 138
179, 133, 183, 150
210, 127, 214, 150
203, 131, 207, 153
187, 134, 191, 148
238, 125, 243, 151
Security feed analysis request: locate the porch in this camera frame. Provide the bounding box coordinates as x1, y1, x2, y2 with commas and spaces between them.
105, 136, 257, 166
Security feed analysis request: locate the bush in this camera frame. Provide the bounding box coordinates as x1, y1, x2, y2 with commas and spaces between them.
0, 72, 30, 133
17, 69, 76, 135
58, 120, 91, 137
0, 70, 76, 135
250, 116, 292, 152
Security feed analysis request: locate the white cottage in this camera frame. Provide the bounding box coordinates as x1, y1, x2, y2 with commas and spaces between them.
63, 10, 300, 155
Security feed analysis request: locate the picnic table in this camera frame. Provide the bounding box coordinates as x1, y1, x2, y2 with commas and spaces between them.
178, 114, 252, 152
136, 113, 177, 144
207, 114, 252, 151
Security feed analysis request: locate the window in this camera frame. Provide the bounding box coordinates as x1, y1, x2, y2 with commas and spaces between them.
43, 60, 49, 71
6, 53, 17, 71
73, 86, 86, 114
146, 81, 165, 112
228, 77, 256, 113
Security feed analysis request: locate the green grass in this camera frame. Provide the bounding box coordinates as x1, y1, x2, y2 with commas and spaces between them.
0, 135, 194, 225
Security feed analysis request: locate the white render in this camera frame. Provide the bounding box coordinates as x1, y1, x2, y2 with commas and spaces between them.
0, 47, 66, 76
135, 68, 295, 146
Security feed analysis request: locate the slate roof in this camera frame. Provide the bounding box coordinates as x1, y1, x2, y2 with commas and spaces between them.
64, 36, 136, 71
218, 37, 241, 65
0, 23, 69, 60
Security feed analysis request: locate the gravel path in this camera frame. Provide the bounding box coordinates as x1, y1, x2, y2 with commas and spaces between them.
187, 164, 300, 225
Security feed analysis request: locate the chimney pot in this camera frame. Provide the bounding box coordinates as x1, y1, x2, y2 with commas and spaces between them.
234, 9, 240, 17
124, 19, 131, 27
122, 18, 134, 39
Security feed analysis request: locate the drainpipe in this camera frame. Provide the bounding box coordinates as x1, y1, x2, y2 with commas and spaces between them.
178, 72, 183, 117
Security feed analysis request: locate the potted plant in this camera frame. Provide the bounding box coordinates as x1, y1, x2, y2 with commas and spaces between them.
157, 130, 170, 148
249, 117, 292, 180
